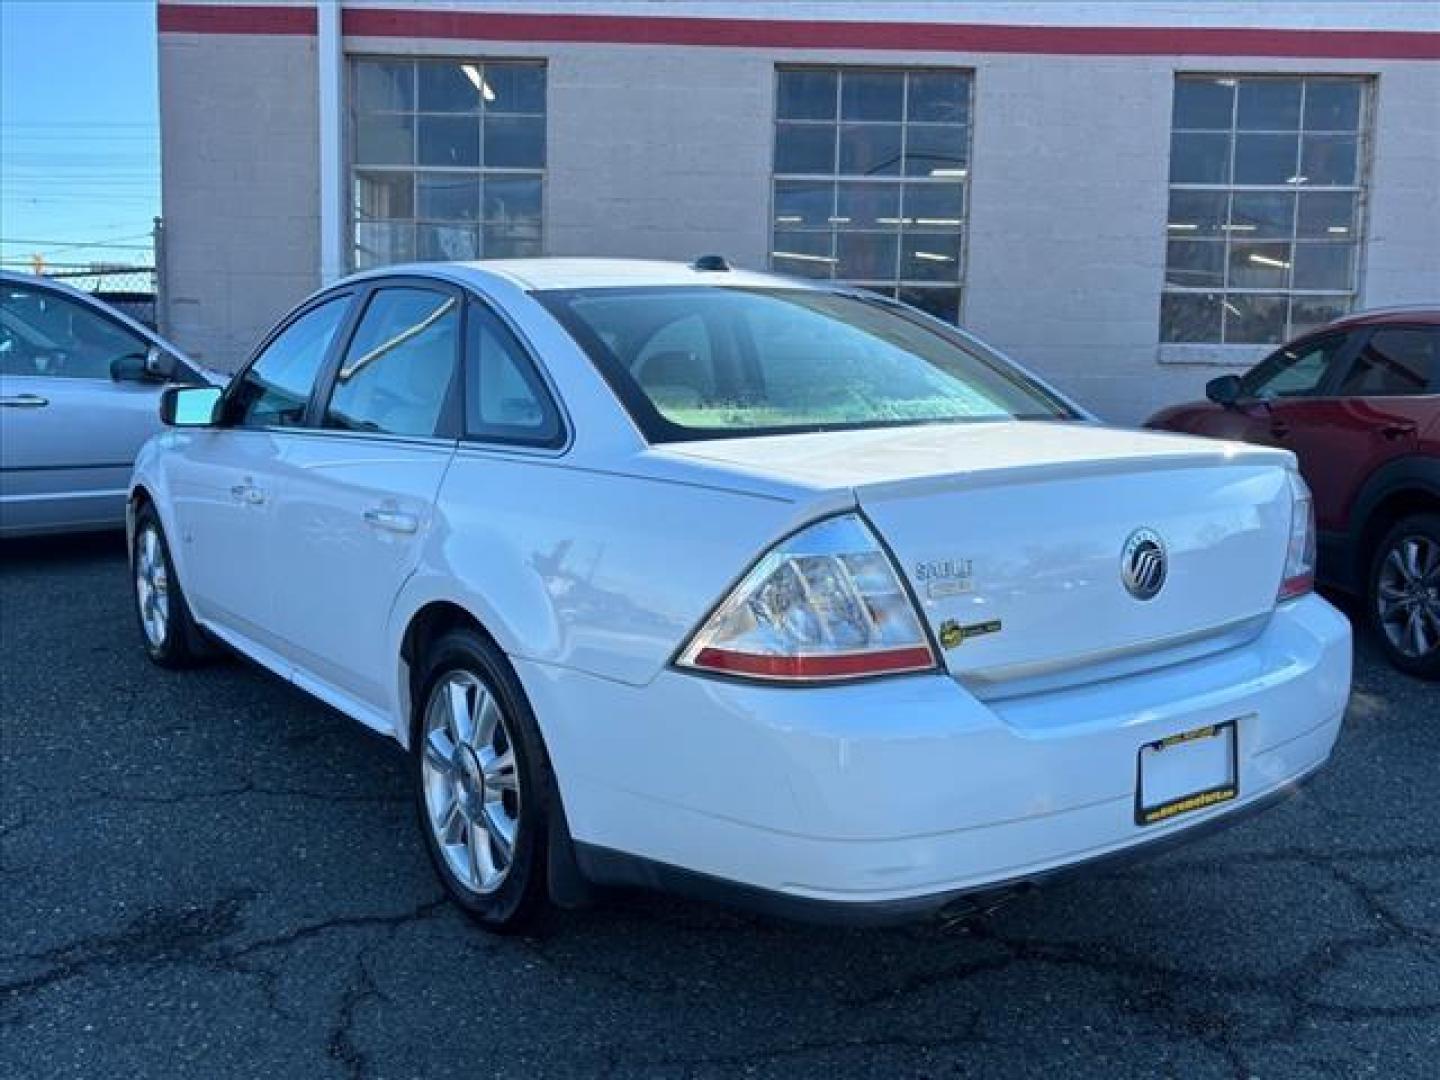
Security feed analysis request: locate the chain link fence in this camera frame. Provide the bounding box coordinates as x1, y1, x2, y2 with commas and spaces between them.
33, 264, 158, 329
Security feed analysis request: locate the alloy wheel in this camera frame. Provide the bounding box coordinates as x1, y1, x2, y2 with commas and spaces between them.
135, 524, 169, 648
1376, 533, 1440, 660
420, 670, 521, 895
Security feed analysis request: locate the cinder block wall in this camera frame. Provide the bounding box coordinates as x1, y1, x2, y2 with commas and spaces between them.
160, 23, 1440, 423
159, 30, 322, 370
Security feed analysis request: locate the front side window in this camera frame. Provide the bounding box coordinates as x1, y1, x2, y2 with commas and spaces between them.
464, 301, 563, 445
770, 67, 972, 325
1162, 75, 1371, 345
325, 288, 460, 437
229, 297, 349, 428
1338, 327, 1438, 397
0, 283, 150, 380
1239, 333, 1347, 399
539, 286, 1073, 442
351, 59, 545, 269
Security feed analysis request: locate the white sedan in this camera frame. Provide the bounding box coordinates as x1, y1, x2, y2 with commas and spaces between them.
129, 259, 1352, 929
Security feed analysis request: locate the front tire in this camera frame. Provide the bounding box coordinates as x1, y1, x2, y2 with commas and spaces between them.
413, 629, 551, 931
132, 504, 206, 668
1367, 512, 1440, 681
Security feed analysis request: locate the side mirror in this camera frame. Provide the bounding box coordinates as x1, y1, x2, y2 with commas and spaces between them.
1205, 374, 1244, 407
110, 352, 149, 383
160, 385, 222, 427
144, 345, 178, 381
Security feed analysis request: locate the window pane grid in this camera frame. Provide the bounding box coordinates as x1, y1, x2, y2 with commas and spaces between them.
772, 66, 971, 324
351, 58, 546, 270
1162, 75, 1369, 345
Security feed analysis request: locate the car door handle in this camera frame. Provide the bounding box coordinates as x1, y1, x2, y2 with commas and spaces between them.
230, 483, 266, 505
363, 508, 419, 534
0, 393, 48, 408
1380, 422, 1418, 440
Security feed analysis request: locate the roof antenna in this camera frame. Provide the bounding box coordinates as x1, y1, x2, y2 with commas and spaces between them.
691, 254, 731, 272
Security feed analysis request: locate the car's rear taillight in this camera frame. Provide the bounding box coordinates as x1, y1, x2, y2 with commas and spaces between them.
1279, 470, 1316, 602
676, 514, 937, 682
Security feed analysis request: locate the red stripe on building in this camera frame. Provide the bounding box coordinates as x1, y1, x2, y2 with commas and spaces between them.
157, 4, 1440, 60
158, 4, 317, 36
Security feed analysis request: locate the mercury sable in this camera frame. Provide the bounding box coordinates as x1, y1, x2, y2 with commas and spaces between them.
128, 259, 1352, 929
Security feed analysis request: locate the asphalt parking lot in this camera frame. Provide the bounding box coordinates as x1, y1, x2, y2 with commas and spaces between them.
2, 533, 1436, 1079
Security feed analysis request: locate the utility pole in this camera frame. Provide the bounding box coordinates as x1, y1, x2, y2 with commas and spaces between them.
30, 252, 44, 276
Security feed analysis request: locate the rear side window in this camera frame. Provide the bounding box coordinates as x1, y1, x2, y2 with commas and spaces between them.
0, 282, 150, 380
325, 287, 460, 437
463, 301, 563, 446
230, 297, 349, 428
1338, 327, 1437, 397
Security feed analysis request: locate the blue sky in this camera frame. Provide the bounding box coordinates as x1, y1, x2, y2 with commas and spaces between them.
0, 0, 159, 272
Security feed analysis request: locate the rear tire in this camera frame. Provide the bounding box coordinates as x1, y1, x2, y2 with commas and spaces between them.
1366, 512, 1440, 681
132, 503, 207, 668
412, 629, 552, 932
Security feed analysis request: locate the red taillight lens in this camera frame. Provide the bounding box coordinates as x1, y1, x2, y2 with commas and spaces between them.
690, 645, 937, 680
677, 514, 937, 683
1279, 471, 1316, 601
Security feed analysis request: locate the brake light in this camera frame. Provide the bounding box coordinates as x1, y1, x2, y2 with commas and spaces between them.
1279, 470, 1316, 601
677, 514, 937, 682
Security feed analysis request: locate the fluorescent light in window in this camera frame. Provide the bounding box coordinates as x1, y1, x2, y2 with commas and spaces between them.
1248, 253, 1290, 269
1217, 79, 1237, 87
461, 64, 495, 102
916, 217, 960, 226
772, 251, 836, 264
827, 216, 852, 224
775, 215, 803, 224
1167, 222, 1199, 231
929, 168, 967, 178
1224, 223, 1256, 232
1223, 301, 1242, 316
913, 252, 953, 262
1327, 225, 1349, 234
1286, 175, 1308, 185
877, 217, 912, 225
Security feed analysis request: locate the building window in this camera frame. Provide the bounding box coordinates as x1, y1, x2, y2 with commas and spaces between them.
350, 59, 545, 269
770, 67, 972, 324
1162, 74, 1370, 345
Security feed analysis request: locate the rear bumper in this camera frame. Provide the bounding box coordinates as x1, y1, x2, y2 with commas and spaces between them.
516, 593, 1351, 918
573, 759, 1325, 926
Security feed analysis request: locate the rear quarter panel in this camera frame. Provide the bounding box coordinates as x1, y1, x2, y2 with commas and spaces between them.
386, 446, 853, 737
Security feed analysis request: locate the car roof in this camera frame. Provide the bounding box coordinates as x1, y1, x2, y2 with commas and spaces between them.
344, 257, 828, 294
1324, 305, 1440, 330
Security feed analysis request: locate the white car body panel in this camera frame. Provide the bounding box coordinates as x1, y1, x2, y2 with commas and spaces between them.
129, 259, 1352, 917
516, 592, 1348, 900
268, 431, 455, 714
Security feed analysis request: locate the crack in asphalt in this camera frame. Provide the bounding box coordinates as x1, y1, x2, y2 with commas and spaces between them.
0, 894, 449, 1006
326, 945, 385, 1080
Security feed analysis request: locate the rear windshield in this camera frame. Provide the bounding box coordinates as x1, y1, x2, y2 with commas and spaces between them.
537, 286, 1075, 442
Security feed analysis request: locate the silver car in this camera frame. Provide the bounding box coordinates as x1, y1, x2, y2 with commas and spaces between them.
0, 271, 213, 536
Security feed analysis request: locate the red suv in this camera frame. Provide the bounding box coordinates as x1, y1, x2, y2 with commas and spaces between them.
1148, 309, 1439, 679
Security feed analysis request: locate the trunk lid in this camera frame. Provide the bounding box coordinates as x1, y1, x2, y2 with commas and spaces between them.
662, 422, 1296, 693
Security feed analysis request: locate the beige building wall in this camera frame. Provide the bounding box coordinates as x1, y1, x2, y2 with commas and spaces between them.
159, 29, 322, 369
159, 3, 1440, 422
